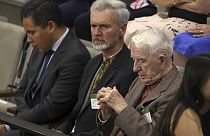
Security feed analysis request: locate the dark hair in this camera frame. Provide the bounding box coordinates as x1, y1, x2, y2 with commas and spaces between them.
21, 0, 64, 28
153, 53, 210, 136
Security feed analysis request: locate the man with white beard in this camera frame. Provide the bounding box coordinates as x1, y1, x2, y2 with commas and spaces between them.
57, 0, 137, 135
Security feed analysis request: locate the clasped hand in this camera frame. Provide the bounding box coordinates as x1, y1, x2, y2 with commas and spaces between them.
97, 87, 128, 120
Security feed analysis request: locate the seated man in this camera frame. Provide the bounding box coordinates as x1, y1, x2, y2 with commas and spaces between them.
97, 28, 183, 136
0, 0, 90, 135
57, 0, 137, 135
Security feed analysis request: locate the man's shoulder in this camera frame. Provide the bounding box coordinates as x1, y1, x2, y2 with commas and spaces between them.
63, 30, 88, 50
61, 34, 91, 58
87, 53, 103, 64
170, 67, 183, 85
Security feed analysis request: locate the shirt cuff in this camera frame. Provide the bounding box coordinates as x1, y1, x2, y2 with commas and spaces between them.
98, 112, 107, 124
5, 124, 11, 131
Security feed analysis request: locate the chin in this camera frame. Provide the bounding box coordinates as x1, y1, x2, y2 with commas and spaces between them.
38, 49, 45, 53
93, 44, 110, 51
139, 78, 149, 84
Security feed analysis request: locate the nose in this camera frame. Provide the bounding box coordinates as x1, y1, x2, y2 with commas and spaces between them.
133, 60, 141, 72
92, 26, 102, 36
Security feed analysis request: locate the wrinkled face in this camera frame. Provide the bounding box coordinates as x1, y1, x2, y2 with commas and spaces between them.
90, 9, 121, 51
131, 44, 163, 85
23, 17, 53, 53
201, 78, 210, 101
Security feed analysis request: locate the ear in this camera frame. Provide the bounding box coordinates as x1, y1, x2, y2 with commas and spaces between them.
158, 53, 167, 69
119, 23, 127, 37
47, 21, 56, 33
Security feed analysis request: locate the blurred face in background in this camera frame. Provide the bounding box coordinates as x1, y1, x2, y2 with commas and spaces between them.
23, 17, 53, 53
90, 9, 120, 51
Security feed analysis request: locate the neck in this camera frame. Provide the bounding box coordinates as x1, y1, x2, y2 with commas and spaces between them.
52, 26, 67, 44
200, 102, 210, 114
162, 61, 173, 77
102, 41, 123, 60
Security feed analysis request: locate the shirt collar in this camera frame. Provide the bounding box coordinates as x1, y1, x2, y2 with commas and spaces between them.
103, 47, 123, 61
51, 27, 69, 52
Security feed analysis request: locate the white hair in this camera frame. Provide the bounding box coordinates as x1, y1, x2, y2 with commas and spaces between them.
91, 0, 130, 25
131, 28, 173, 59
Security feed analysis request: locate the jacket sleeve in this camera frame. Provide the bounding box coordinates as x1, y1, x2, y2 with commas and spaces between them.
15, 50, 37, 114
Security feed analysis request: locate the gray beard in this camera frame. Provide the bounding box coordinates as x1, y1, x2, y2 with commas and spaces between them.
92, 43, 112, 51
92, 36, 118, 51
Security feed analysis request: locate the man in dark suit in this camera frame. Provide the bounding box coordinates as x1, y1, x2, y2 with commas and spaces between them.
0, 0, 90, 135
57, 0, 137, 135
97, 28, 183, 136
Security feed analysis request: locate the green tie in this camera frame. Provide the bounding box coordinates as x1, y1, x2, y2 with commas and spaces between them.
91, 58, 112, 93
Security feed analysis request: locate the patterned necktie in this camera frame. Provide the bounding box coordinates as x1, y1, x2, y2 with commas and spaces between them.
91, 58, 112, 93
28, 50, 54, 100
140, 79, 161, 102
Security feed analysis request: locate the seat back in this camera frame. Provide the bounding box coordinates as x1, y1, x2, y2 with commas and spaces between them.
0, 21, 25, 92
80, 39, 101, 58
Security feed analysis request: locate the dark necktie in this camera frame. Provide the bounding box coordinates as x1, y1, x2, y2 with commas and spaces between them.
28, 50, 54, 101
42, 50, 54, 73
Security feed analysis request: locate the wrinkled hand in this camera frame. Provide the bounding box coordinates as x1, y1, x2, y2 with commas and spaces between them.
177, 0, 193, 3
0, 124, 6, 134
97, 87, 128, 115
187, 24, 210, 37
98, 101, 113, 120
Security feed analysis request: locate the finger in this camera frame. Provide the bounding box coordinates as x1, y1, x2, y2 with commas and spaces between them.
106, 87, 112, 89
98, 96, 109, 104
192, 33, 208, 37
112, 86, 119, 93
97, 88, 105, 95
195, 24, 206, 28
98, 87, 113, 93
99, 102, 107, 109
186, 28, 198, 32
98, 87, 109, 92
97, 91, 108, 100
187, 28, 203, 34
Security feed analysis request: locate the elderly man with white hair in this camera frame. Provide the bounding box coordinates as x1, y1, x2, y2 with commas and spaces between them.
97, 28, 183, 136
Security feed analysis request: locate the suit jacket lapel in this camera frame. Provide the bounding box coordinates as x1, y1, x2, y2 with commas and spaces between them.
80, 55, 102, 101
125, 77, 145, 107
24, 51, 44, 106
72, 55, 102, 116
26, 52, 44, 91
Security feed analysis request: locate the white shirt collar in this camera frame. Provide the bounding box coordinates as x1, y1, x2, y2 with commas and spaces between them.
51, 27, 69, 52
